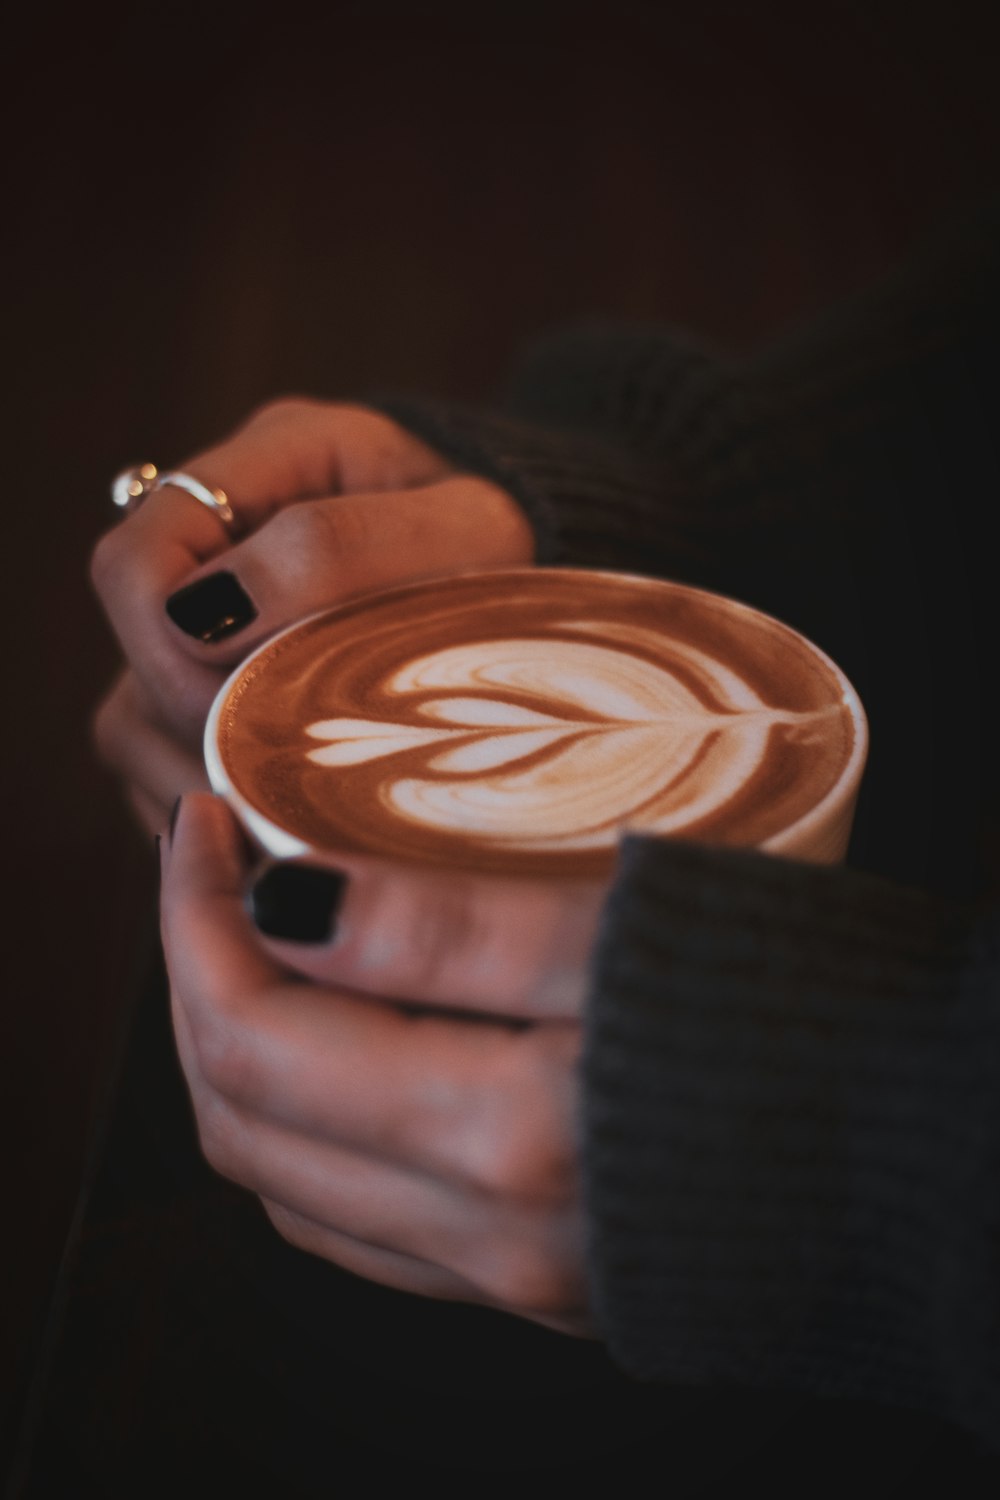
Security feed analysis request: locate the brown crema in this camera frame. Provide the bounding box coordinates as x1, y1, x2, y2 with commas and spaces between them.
211, 569, 865, 874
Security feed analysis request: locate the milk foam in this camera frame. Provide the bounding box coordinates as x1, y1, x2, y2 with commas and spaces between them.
210, 569, 865, 873
303, 638, 836, 850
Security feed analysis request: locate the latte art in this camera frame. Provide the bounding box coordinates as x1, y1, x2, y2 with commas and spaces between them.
303, 638, 840, 852
207, 570, 867, 873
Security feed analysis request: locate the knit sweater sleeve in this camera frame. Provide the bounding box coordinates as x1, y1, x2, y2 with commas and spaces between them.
585, 837, 1000, 1448
374, 198, 999, 657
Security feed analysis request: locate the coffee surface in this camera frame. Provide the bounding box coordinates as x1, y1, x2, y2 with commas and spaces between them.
213, 570, 862, 874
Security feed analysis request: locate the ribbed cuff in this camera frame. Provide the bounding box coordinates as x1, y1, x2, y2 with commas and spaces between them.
368, 395, 727, 585
504, 322, 756, 484
583, 835, 1000, 1444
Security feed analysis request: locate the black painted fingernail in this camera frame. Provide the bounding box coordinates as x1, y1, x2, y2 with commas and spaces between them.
249, 864, 347, 943
165, 571, 257, 643
168, 796, 182, 843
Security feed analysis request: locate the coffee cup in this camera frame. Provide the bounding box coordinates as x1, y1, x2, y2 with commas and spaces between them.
204, 567, 868, 873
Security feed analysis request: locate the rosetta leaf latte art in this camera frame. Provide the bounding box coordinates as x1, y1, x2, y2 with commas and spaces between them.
303, 638, 838, 852
214, 571, 863, 872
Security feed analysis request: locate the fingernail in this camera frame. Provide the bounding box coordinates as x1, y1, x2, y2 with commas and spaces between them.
165, 571, 257, 643
168, 796, 182, 843
249, 864, 347, 943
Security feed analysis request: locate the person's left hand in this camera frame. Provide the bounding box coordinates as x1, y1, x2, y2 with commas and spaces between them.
160, 794, 612, 1337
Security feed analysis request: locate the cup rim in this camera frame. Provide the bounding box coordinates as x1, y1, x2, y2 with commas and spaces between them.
204, 564, 869, 863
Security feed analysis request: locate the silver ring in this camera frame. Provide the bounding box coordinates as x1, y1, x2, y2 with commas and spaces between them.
111, 462, 159, 511
156, 471, 236, 528
111, 464, 236, 529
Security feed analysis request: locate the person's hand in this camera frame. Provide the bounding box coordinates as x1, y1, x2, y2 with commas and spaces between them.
91, 400, 534, 835
161, 794, 609, 1336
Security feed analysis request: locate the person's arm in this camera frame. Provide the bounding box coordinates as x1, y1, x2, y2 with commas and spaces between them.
384, 198, 1000, 499
583, 835, 1000, 1449
375, 197, 1000, 690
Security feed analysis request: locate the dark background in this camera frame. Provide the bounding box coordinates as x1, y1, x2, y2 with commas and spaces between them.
4, 0, 999, 1480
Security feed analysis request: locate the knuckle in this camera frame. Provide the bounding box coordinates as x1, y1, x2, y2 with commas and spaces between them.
195, 1091, 243, 1180
466, 1099, 530, 1197
403, 884, 481, 999
155, 666, 215, 744
193, 1009, 260, 1105
90, 684, 125, 767
89, 525, 127, 597
242, 394, 325, 431
477, 1243, 571, 1317
265, 498, 343, 574
262, 1199, 314, 1253
473, 1122, 570, 1205
338, 404, 408, 453
310, 491, 370, 562
468, 1038, 577, 1205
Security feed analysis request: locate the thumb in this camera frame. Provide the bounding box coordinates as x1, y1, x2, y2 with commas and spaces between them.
244, 848, 609, 1021
160, 793, 282, 1010
162, 473, 533, 665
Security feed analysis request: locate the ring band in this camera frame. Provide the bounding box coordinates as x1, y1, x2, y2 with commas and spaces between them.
157, 471, 236, 528
111, 464, 236, 529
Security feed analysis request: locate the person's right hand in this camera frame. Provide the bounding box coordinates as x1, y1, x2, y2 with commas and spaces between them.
90, 399, 535, 836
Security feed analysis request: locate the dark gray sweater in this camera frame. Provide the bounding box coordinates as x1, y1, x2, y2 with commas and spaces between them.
374, 200, 1000, 1451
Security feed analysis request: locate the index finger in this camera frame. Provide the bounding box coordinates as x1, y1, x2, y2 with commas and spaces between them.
108, 398, 452, 576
